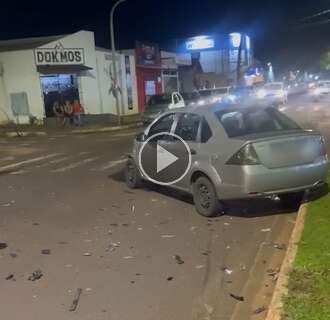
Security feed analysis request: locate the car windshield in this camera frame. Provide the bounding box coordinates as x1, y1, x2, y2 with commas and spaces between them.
265, 84, 282, 90
145, 95, 172, 109
216, 107, 301, 138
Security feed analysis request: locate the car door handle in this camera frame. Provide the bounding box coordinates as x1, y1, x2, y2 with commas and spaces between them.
190, 148, 197, 155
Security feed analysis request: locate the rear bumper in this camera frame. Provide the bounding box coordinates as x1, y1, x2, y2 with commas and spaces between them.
216, 158, 328, 200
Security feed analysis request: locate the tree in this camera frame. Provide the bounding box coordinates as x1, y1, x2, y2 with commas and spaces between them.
320, 52, 330, 70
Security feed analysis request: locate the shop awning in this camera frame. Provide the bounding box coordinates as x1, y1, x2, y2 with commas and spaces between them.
37, 64, 93, 74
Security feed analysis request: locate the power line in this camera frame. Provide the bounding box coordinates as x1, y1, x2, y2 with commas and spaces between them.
301, 8, 330, 22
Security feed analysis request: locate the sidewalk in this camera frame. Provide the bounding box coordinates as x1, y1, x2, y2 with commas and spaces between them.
0, 115, 142, 138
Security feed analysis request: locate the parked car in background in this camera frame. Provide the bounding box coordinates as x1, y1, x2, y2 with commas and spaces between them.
142, 92, 185, 125
256, 82, 288, 105
181, 91, 201, 106
226, 86, 256, 103
198, 87, 231, 105
126, 104, 328, 217
312, 80, 330, 100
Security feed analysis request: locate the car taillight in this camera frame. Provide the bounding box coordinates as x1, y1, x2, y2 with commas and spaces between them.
227, 144, 261, 165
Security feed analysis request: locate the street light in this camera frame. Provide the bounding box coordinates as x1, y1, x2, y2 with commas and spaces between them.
110, 0, 127, 126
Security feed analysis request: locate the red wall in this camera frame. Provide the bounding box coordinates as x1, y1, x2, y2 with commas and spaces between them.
136, 67, 162, 113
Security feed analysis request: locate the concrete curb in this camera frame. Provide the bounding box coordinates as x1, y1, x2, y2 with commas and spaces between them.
0, 122, 143, 138
71, 122, 143, 134
265, 203, 307, 320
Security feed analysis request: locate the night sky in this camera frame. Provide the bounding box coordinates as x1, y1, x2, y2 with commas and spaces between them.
1, 0, 330, 72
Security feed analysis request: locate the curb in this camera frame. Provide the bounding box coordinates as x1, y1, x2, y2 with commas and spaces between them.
71, 122, 143, 134
0, 122, 143, 138
265, 203, 307, 320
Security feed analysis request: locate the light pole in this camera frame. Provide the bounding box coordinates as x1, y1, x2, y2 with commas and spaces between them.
110, 0, 127, 126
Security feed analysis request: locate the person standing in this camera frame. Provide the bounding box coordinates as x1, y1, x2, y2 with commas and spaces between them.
64, 100, 73, 126
72, 99, 84, 126
53, 101, 65, 126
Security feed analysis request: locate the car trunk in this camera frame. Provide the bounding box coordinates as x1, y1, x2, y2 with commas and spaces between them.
250, 132, 324, 169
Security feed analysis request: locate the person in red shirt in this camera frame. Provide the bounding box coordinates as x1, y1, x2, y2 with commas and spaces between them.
72, 99, 84, 126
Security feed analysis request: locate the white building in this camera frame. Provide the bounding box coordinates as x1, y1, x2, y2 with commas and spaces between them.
0, 30, 138, 125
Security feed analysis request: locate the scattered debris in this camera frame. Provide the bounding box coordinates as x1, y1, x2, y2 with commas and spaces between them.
69, 288, 82, 312
106, 242, 120, 252
41, 249, 51, 255
240, 264, 247, 271
190, 226, 198, 232
98, 208, 107, 212
9, 253, 17, 258
131, 205, 135, 213
253, 306, 266, 314
261, 228, 271, 232
33, 223, 40, 226
130, 280, 135, 284
267, 268, 280, 282
226, 245, 231, 249
123, 256, 134, 259
195, 265, 205, 269
28, 269, 43, 281
1, 200, 15, 207
161, 235, 176, 239
0, 243, 8, 250
229, 293, 244, 302
222, 267, 233, 275
122, 223, 130, 227
167, 276, 174, 281
85, 288, 92, 292
109, 223, 119, 227
224, 222, 230, 226
83, 252, 92, 257
5, 274, 15, 281
273, 243, 287, 250
204, 303, 214, 314
65, 264, 73, 268
174, 255, 184, 265
151, 198, 158, 202
137, 227, 143, 231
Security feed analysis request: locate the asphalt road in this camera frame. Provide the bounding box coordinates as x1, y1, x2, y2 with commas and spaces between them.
0, 92, 328, 320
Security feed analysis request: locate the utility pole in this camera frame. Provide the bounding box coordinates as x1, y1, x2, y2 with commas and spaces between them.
110, 0, 127, 126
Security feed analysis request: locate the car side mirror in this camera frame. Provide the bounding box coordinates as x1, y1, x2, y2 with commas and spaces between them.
136, 132, 147, 142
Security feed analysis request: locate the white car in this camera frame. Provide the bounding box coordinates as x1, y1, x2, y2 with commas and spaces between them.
256, 82, 288, 105
312, 81, 330, 99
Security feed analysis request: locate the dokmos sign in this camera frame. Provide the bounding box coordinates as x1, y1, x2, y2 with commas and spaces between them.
34, 43, 85, 66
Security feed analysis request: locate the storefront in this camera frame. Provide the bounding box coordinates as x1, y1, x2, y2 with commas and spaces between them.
0, 30, 138, 124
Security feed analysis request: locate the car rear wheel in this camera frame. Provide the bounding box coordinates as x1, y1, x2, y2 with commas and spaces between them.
193, 176, 223, 217
125, 158, 142, 189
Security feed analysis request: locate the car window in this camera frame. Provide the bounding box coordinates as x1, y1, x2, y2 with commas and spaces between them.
173, 94, 180, 104
216, 107, 301, 138
146, 95, 172, 109
175, 113, 201, 142
148, 113, 176, 137
201, 118, 213, 143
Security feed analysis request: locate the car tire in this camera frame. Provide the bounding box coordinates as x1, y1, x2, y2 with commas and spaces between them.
193, 176, 223, 217
125, 158, 142, 189
280, 192, 304, 209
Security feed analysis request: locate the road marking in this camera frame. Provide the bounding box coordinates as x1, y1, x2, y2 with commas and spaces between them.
0, 153, 61, 173
52, 157, 100, 173
92, 159, 127, 171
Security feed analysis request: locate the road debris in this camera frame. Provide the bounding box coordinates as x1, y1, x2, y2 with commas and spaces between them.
105, 242, 120, 252
69, 288, 82, 312
224, 222, 230, 226
267, 268, 280, 281
9, 253, 18, 258
261, 228, 271, 232
122, 223, 130, 227
273, 243, 287, 250
190, 226, 198, 232
161, 235, 176, 239
167, 276, 174, 281
240, 264, 247, 271
0, 243, 8, 250
195, 265, 205, 269
204, 303, 214, 314
229, 293, 244, 301
253, 306, 266, 314
28, 269, 43, 281
83, 252, 92, 257
1, 200, 15, 207
5, 274, 15, 281
131, 205, 135, 213
174, 255, 184, 264
123, 256, 134, 259
222, 267, 233, 275
41, 249, 51, 255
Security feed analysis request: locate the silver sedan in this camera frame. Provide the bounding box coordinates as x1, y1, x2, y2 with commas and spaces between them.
125, 104, 328, 217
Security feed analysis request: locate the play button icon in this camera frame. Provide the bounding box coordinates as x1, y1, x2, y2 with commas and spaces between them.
138, 132, 192, 186
156, 144, 179, 173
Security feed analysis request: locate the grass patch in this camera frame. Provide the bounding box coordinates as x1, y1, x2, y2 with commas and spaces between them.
283, 171, 330, 320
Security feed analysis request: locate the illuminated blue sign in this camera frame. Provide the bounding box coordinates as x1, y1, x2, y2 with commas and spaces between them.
185, 36, 215, 51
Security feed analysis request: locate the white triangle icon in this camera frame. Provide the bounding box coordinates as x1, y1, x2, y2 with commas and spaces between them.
157, 144, 179, 173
